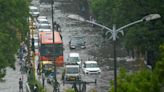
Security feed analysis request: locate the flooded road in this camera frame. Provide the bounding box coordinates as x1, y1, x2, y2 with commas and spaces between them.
32, 0, 112, 91
31, 0, 141, 92
0, 0, 144, 92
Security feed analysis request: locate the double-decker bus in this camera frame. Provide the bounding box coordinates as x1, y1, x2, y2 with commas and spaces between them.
39, 31, 63, 67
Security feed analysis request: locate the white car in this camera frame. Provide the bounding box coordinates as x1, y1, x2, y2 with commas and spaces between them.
82, 61, 101, 75
29, 6, 39, 17
37, 24, 51, 32
37, 16, 47, 20
36, 18, 49, 27
37, 18, 49, 24
66, 53, 82, 66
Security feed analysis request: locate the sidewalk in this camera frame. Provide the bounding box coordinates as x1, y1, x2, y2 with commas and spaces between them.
0, 59, 27, 92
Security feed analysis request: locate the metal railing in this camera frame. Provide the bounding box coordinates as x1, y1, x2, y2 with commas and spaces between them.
26, 82, 31, 92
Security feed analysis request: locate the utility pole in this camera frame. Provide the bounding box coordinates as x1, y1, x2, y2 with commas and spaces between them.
51, 0, 57, 91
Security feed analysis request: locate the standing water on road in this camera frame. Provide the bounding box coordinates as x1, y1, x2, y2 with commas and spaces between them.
32, 0, 114, 91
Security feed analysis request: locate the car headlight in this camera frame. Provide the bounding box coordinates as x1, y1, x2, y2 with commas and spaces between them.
81, 45, 85, 48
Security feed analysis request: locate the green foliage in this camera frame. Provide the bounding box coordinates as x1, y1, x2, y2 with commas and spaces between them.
0, 0, 29, 79
65, 88, 75, 92
91, 2, 164, 91
90, 0, 164, 91
90, 0, 164, 58
154, 44, 164, 84
108, 44, 164, 92
90, 0, 124, 26
109, 68, 160, 92
28, 68, 46, 92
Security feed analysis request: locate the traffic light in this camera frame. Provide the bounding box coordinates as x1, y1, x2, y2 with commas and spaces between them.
31, 38, 35, 52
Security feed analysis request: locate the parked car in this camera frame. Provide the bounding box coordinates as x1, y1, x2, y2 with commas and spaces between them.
47, 72, 56, 84
66, 53, 82, 66
29, 6, 39, 17
69, 36, 86, 49
37, 24, 51, 32
34, 36, 39, 49
82, 61, 101, 75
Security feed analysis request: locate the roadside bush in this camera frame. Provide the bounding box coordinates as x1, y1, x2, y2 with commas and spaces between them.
65, 88, 75, 92
109, 67, 160, 92
28, 68, 46, 92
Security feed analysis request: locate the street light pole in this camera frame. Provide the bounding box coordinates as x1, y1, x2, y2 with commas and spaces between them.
51, 0, 57, 91
67, 14, 160, 92
112, 24, 117, 92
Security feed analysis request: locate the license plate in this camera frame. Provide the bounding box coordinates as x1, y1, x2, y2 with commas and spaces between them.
70, 77, 75, 80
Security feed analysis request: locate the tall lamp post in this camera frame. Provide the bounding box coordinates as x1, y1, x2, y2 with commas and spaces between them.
67, 14, 161, 92
51, 0, 57, 91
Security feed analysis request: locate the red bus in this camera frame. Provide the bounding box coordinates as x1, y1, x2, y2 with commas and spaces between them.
39, 31, 63, 67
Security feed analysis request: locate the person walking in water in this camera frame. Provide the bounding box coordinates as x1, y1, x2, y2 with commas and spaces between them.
19, 78, 23, 92
56, 23, 61, 32
53, 21, 61, 32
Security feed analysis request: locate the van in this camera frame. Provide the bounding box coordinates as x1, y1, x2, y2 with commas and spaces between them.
66, 53, 81, 66
63, 64, 81, 84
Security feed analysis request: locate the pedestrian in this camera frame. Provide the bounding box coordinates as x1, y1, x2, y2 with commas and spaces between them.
56, 23, 61, 32
82, 82, 86, 92
26, 62, 31, 75
37, 62, 40, 75
19, 51, 23, 65
42, 72, 45, 87
53, 79, 60, 92
59, 33, 63, 40
19, 78, 23, 92
53, 21, 61, 32
53, 21, 57, 30
72, 83, 78, 92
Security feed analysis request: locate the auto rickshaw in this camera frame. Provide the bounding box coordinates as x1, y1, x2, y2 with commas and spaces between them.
41, 61, 54, 76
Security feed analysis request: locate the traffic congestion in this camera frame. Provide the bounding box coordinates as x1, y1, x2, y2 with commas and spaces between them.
28, 0, 107, 91
0, 0, 162, 92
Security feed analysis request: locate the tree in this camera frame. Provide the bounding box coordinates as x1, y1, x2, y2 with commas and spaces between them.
90, 0, 164, 66
0, 0, 29, 79
90, 0, 164, 91
154, 44, 164, 84
109, 67, 160, 92
109, 44, 164, 92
